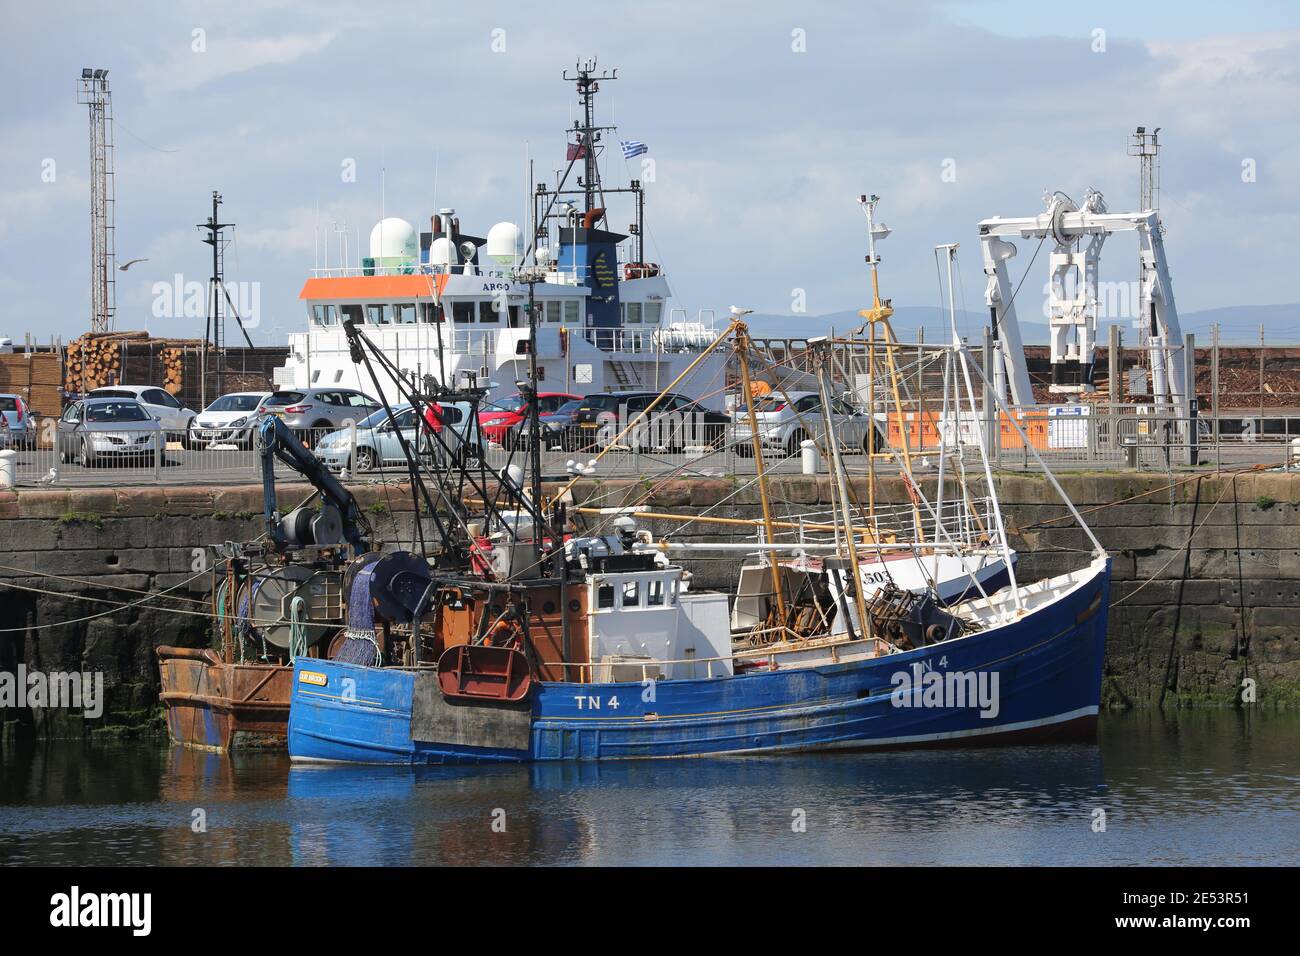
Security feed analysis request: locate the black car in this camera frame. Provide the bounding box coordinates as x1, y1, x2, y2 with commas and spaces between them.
569, 391, 729, 452
510, 398, 586, 451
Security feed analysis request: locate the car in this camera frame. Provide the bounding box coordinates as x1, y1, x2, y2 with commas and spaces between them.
510, 398, 586, 451
56, 397, 164, 467
87, 385, 197, 445
479, 392, 581, 447
314, 401, 480, 473
259, 388, 382, 444
733, 390, 879, 457
569, 391, 730, 452
0, 394, 36, 449
190, 391, 272, 449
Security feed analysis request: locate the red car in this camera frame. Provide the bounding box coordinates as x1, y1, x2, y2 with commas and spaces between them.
478, 392, 581, 447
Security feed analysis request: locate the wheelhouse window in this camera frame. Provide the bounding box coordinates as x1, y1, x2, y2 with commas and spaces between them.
419, 302, 441, 324
365, 304, 391, 325
393, 303, 417, 324
645, 302, 663, 325
647, 579, 665, 606
563, 301, 581, 325
597, 583, 615, 610
312, 304, 337, 326
621, 581, 640, 608
477, 300, 500, 324
544, 300, 562, 323
452, 301, 475, 324
624, 302, 643, 324
341, 304, 363, 326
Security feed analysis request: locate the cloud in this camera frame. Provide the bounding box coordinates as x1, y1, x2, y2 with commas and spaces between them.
136, 30, 336, 96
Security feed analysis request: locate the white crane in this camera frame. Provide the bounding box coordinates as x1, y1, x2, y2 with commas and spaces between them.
978, 189, 1186, 412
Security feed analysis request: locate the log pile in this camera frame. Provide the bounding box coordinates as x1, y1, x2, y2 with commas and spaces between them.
64, 331, 139, 392
159, 347, 184, 395
64, 331, 202, 396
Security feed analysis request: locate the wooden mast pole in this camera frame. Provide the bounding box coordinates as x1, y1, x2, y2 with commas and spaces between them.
736, 324, 787, 631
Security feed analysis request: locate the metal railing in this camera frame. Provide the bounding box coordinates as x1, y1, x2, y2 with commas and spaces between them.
8, 410, 1300, 489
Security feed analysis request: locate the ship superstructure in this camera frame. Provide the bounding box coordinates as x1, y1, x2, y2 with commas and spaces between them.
275, 59, 724, 408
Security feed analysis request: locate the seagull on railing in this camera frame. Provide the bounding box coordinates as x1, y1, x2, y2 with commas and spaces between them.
36, 467, 58, 485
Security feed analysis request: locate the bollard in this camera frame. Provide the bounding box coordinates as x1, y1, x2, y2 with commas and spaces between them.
800, 439, 820, 475
0, 449, 14, 488
1122, 435, 1138, 469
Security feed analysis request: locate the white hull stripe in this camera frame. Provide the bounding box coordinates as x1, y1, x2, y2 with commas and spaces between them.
717, 704, 1100, 757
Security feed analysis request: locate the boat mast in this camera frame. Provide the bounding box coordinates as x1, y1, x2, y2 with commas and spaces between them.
735, 321, 788, 632
856, 195, 921, 538
937, 243, 1023, 612
813, 341, 872, 643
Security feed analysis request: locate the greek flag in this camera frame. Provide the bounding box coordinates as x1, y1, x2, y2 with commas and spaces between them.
620, 140, 648, 159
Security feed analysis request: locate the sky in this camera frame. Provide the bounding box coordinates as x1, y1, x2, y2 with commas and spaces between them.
1, 0, 1298, 345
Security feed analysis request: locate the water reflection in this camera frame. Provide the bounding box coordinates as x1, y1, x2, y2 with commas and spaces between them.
0, 712, 1295, 866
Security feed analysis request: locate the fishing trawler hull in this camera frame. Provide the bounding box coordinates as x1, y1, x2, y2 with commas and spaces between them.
287, 559, 1109, 764
157, 647, 292, 752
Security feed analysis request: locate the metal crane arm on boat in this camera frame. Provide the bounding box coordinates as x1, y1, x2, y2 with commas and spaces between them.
258, 415, 369, 556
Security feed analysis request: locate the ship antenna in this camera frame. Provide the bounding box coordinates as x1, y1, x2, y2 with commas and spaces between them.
562, 57, 618, 224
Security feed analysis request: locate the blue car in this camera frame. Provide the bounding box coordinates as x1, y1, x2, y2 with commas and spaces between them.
314, 402, 479, 473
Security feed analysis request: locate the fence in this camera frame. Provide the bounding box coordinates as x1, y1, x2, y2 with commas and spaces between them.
5, 410, 1298, 489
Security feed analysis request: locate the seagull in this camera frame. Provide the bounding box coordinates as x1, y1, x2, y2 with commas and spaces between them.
729, 306, 754, 318
37, 467, 58, 485
118, 258, 149, 272
340, 467, 351, 480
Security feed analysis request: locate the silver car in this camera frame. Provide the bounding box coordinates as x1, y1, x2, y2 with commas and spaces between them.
260, 388, 382, 443
57, 398, 164, 467
315, 402, 479, 473
733, 390, 879, 457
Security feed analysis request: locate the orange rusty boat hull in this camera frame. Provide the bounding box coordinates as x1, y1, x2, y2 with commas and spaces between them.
156, 646, 292, 751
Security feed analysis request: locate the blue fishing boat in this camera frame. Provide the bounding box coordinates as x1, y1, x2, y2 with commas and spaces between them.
287, 552, 1109, 763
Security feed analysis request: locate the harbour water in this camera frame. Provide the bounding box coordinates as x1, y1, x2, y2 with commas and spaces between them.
1, 711, 1296, 867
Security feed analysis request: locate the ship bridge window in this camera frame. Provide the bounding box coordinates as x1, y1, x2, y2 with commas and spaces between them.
452, 301, 475, 324
341, 304, 363, 326
419, 303, 442, 324
312, 304, 337, 326
646, 302, 663, 325
621, 581, 641, 608
544, 301, 562, 324
648, 579, 664, 606
477, 301, 500, 324
563, 301, 581, 325
366, 304, 392, 325
597, 582, 615, 610
624, 302, 643, 324
394, 303, 416, 324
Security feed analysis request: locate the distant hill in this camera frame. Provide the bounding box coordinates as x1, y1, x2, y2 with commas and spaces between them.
743, 304, 1300, 346
741, 306, 1017, 344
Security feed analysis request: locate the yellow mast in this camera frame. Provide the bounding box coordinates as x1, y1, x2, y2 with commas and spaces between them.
735, 323, 787, 631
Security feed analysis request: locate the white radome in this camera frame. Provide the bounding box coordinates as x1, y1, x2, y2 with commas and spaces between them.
427, 236, 457, 267
369, 217, 418, 260
486, 222, 523, 264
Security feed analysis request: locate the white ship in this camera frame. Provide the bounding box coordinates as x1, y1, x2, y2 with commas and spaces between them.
274, 60, 727, 407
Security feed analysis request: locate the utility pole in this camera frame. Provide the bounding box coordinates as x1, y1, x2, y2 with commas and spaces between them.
77, 68, 116, 334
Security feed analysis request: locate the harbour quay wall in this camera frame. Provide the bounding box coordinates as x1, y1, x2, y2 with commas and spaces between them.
0, 471, 1297, 740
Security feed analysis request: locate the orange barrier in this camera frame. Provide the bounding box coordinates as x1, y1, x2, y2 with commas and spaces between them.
885, 410, 1051, 451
